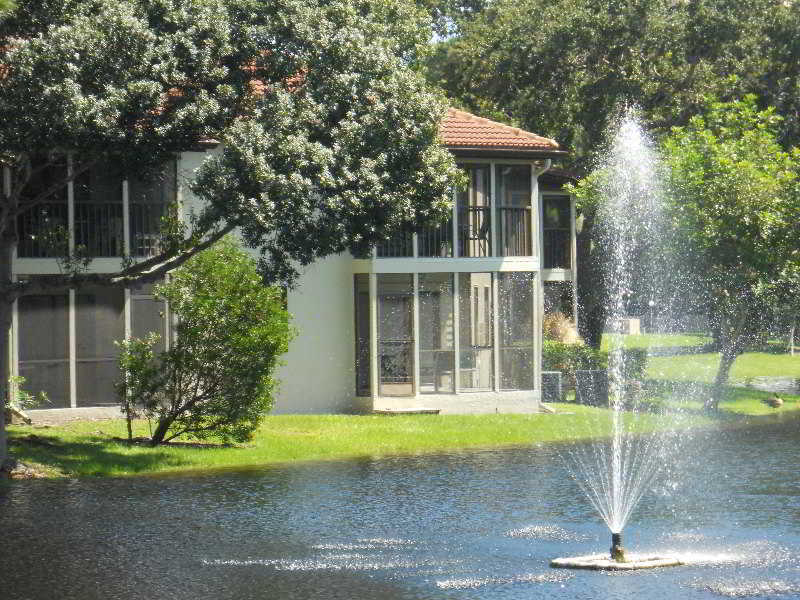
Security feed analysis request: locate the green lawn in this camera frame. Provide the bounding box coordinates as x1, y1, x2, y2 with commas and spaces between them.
601, 333, 711, 351
8, 390, 799, 478
648, 351, 800, 383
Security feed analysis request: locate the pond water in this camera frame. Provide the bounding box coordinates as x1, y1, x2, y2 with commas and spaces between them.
2, 422, 799, 600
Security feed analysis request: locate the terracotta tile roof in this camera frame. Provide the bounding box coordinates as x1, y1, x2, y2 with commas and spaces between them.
441, 108, 561, 152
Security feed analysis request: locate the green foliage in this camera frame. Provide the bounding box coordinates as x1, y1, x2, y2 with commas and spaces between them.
426, 0, 797, 170
116, 239, 292, 444
662, 97, 800, 405
543, 340, 606, 385
7, 375, 48, 412
1, 0, 461, 284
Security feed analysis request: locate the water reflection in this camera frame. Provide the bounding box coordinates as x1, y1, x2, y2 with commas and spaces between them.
2, 423, 799, 599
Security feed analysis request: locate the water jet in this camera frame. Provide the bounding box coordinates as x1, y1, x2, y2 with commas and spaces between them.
552, 111, 685, 571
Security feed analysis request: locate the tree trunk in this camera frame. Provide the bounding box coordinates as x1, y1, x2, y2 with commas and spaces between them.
789, 319, 796, 356
707, 346, 737, 411
576, 211, 606, 349
150, 416, 173, 446
0, 236, 14, 464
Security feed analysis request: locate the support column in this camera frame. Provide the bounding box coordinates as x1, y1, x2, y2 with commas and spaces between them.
11, 276, 18, 384
492, 273, 500, 392
412, 273, 420, 397
67, 155, 75, 256
570, 194, 579, 325
124, 288, 132, 341
453, 273, 460, 393
452, 187, 459, 258
68, 288, 77, 408
369, 273, 378, 402
490, 162, 497, 257
122, 179, 130, 257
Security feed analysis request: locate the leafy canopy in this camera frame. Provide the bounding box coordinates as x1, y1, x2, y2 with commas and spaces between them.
426, 0, 797, 171
0, 0, 460, 285
662, 97, 800, 402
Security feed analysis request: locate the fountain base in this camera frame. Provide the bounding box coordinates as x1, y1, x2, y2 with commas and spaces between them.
550, 554, 684, 571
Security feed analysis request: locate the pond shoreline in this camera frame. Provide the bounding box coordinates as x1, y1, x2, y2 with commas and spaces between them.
5, 392, 799, 480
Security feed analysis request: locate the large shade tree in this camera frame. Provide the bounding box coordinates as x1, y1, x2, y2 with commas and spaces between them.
0, 0, 460, 462
663, 98, 800, 409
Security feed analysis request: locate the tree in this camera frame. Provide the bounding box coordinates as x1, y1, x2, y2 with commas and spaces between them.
663, 97, 800, 410
0, 0, 461, 461
117, 238, 291, 445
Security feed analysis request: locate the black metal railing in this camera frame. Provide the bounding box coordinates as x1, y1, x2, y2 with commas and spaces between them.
498, 206, 531, 256
544, 229, 571, 268
377, 232, 413, 257
458, 206, 491, 257
418, 220, 453, 257
74, 202, 124, 257
17, 202, 69, 258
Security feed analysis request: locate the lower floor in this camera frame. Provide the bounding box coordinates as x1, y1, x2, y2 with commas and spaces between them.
9, 280, 167, 408
9, 257, 575, 414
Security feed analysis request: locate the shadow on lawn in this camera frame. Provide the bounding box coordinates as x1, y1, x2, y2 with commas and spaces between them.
643, 379, 800, 422
7, 430, 197, 477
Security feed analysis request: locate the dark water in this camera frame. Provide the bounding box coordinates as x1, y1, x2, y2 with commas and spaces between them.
2, 423, 800, 600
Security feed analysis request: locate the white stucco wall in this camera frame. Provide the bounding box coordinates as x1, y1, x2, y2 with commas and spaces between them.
178, 149, 356, 414
274, 254, 356, 413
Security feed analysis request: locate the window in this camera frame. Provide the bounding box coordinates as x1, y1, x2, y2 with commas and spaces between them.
543, 194, 571, 268
354, 274, 371, 396
129, 162, 177, 256
498, 272, 534, 390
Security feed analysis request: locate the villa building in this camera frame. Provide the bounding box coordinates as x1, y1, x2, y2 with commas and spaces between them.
9, 109, 576, 414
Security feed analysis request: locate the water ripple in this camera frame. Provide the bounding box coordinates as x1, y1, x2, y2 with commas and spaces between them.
691, 578, 800, 598
505, 524, 589, 541
436, 572, 572, 590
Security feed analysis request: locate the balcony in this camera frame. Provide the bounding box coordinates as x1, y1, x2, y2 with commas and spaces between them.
17, 201, 166, 258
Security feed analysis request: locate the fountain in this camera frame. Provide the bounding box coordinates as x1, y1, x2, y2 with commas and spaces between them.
551, 112, 685, 571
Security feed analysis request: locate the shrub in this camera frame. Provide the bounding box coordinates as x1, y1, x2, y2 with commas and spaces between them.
543, 312, 582, 344
116, 238, 292, 445
542, 340, 607, 390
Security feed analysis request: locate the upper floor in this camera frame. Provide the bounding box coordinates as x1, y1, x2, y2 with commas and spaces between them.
12, 109, 575, 279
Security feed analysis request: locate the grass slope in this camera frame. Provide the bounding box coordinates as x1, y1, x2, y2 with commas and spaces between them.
8, 391, 799, 478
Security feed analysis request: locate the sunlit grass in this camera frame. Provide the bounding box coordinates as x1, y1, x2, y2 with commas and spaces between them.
601, 333, 711, 350
8, 389, 799, 479
648, 351, 800, 383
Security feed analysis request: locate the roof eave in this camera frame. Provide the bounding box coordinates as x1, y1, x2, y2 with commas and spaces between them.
446, 145, 568, 159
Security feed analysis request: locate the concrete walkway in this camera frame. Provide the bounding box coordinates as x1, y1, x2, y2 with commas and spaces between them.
25, 406, 122, 426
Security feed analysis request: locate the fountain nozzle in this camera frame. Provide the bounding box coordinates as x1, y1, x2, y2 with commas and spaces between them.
610, 532, 626, 562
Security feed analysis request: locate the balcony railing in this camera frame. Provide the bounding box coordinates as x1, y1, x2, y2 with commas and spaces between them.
376, 232, 413, 258
458, 206, 491, 257
131, 203, 167, 257
497, 206, 531, 256
17, 202, 167, 258
17, 202, 69, 258
544, 229, 571, 269
418, 220, 453, 257
74, 202, 124, 257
